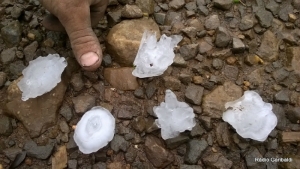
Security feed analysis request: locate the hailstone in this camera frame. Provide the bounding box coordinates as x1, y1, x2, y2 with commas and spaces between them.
17, 54, 67, 101
132, 31, 182, 78
222, 91, 278, 142
74, 106, 115, 154
153, 89, 196, 140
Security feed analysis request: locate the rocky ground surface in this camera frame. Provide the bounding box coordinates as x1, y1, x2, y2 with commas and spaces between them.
0, 0, 300, 168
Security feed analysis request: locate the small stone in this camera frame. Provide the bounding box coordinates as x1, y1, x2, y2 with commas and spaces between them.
125, 146, 137, 163
131, 116, 146, 133
215, 27, 231, 48
289, 13, 297, 22
182, 27, 197, 39
180, 44, 199, 60
245, 147, 266, 169
43, 38, 55, 48
179, 73, 192, 85
215, 122, 230, 147
107, 10, 122, 27
121, 5, 143, 19
281, 132, 300, 142
198, 40, 213, 54
169, 0, 185, 10
173, 54, 187, 67
180, 165, 203, 169
185, 84, 204, 105
184, 139, 208, 164
1, 21, 22, 47
255, 9, 273, 28
205, 14, 220, 30
245, 55, 263, 66
24, 41, 38, 62
223, 65, 239, 81
198, 5, 209, 16
272, 68, 290, 82
199, 116, 212, 131
0, 47, 16, 64
134, 87, 145, 99
274, 89, 290, 104
267, 138, 278, 150
146, 81, 157, 99
239, 15, 254, 31
68, 160, 77, 169
136, 0, 154, 14
226, 57, 236, 65
202, 152, 233, 169
286, 107, 300, 124
190, 123, 205, 137
110, 134, 129, 152
72, 94, 96, 113
0, 115, 13, 136
24, 140, 54, 160
59, 121, 69, 133
70, 72, 84, 92
212, 58, 223, 70
192, 76, 203, 85
232, 38, 245, 53
213, 0, 232, 10
154, 13, 166, 25
163, 76, 181, 91
3, 147, 22, 161
59, 103, 73, 122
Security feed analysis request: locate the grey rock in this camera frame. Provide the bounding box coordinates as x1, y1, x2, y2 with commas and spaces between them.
136, 0, 154, 14
213, 0, 232, 10
199, 40, 213, 54
0, 115, 13, 136
131, 116, 146, 133
215, 27, 231, 48
185, 2, 197, 11
0, 72, 7, 87
9, 60, 26, 79
68, 160, 77, 169
205, 14, 220, 30
202, 81, 242, 118
59, 121, 70, 133
145, 135, 174, 168
196, 0, 206, 6
66, 135, 78, 151
165, 135, 189, 149
257, 31, 279, 61
11, 5, 23, 19
72, 94, 96, 113
154, 13, 166, 25
102, 54, 112, 66
255, 9, 273, 28
239, 15, 254, 31
110, 134, 129, 152
215, 122, 230, 147
107, 10, 122, 27
163, 76, 181, 91
212, 58, 223, 70
272, 68, 290, 82
245, 147, 266, 169
146, 81, 157, 99
59, 103, 73, 122
224, 65, 239, 81
274, 89, 290, 104
24, 41, 38, 62
293, 0, 300, 9
182, 27, 197, 39
0, 47, 16, 64
121, 5, 143, 19
272, 104, 287, 130
134, 87, 145, 99
180, 165, 203, 169
190, 123, 205, 137
125, 146, 137, 163
169, 0, 185, 10
179, 73, 192, 85
266, 0, 280, 15
184, 139, 208, 164
165, 12, 182, 25
1, 21, 22, 47
159, 3, 169, 11
286, 107, 300, 124
278, 3, 293, 21
3, 147, 22, 161
199, 116, 212, 131
267, 138, 278, 150
281, 32, 298, 46
198, 5, 209, 16
185, 84, 204, 105
173, 54, 187, 67
24, 140, 54, 160
70, 72, 84, 91
232, 38, 245, 53
265, 151, 279, 169
180, 44, 199, 60
202, 152, 233, 169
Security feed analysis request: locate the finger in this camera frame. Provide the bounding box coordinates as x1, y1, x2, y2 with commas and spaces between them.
42, 14, 65, 31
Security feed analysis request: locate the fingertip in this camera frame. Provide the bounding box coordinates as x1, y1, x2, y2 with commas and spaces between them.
80, 52, 102, 71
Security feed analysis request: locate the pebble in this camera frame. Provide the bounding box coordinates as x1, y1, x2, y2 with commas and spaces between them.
286, 107, 300, 124
59, 103, 73, 122
1, 21, 22, 47
0, 115, 12, 136
272, 68, 290, 82
255, 9, 273, 28
182, 27, 197, 39
179, 44, 199, 60
190, 123, 205, 137
3, 147, 22, 161
70, 72, 85, 92
281, 132, 300, 142
212, 58, 223, 70
0, 47, 16, 64
198, 5, 209, 16
232, 37, 245, 53
213, 0, 232, 10
202, 152, 233, 169
244, 147, 266, 169
110, 134, 129, 152
173, 54, 187, 67
184, 139, 208, 164
215, 122, 230, 147
154, 13, 166, 25
131, 116, 146, 133
24, 41, 38, 61
145, 81, 157, 99
72, 94, 96, 113
163, 76, 181, 91
136, 0, 154, 14
165, 135, 189, 149
68, 160, 77, 169
192, 76, 203, 85
274, 89, 290, 104
169, 0, 185, 10
59, 121, 70, 133
125, 146, 137, 163
184, 84, 204, 105
223, 65, 239, 81
215, 27, 231, 48
24, 140, 54, 160
205, 14, 220, 30
0, 72, 7, 88
133, 87, 145, 99
121, 5, 143, 19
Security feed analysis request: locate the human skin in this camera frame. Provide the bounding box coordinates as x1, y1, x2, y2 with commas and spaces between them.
39, 0, 109, 71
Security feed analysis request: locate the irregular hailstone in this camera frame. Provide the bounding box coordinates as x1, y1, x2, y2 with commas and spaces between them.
17, 54, 67, 101
222, 91, 277, 142
132, 31, 182, 78
153, 89, 196, 140
74, 106, 115, 154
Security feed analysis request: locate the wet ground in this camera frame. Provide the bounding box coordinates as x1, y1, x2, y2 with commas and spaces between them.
0, 0, 300, 168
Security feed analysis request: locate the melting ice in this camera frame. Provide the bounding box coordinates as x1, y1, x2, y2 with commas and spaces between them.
153, 90, 196, 140
132, 31, 182, 78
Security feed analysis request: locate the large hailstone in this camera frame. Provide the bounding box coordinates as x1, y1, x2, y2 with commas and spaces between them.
17, 54, 67, 101
132, 31, 182, 78
153, 90, 196, 140
222, 91, 278, 142
74, 106, 115, 154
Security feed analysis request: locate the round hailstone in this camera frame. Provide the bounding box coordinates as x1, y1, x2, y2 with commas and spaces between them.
74, 106, 115, 154
17, 54, 67, 101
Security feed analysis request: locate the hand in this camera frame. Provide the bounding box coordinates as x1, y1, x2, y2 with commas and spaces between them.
39, 0, 108, 71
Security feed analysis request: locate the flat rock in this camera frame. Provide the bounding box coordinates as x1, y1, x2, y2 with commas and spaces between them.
72, 94, 95, 114
232, 38, 245, 53
184, 139, 208, 164
256, 30, 279, 62
204, 14, 220, 30
180, 44, 199, 60
110, 134, 130, 152
239, 15, 254, 31
24, 41, 38, 61
213, 0, 232, 10
202, 152, 233, 169
145, 135, 174, 168
215, 27, 231, 48
0, 115, 13, 136
24, 140, 54, 160
245, 147, 266, 169
255, 9, 273, 28
286, 47, 300, 74
202, 81, 242, 118
104, 67, 139, 91
5, 58, 75, 138
163, 76, 181, 91
0, 47, 16, 64
106, 18, 160, 66
136, 0, 154, 14
215, 122, 230, 147
185, 84, 204, 105
169, 0, 185, 10
281, 132, 300, 142
121, 5, 143, 19
165, 135, 190, 149
1, 21, 22, 47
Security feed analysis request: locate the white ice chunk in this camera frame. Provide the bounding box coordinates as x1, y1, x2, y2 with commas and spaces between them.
132, 31, 182, 78
222, 91, 277, 142
17, 54, 67, 101
74, 106, 115, 154
153, 89, 196, 140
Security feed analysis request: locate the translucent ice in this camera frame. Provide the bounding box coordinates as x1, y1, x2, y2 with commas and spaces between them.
17, 54, 67, 101
153, 89, 196, 140
222, 91, 277, 142
74, 106, 115, 154
132, 31, 182, 78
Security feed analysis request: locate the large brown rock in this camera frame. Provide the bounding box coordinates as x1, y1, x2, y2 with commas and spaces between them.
104, 67, 139, 91
202, 81, 242, 118
4, 58, 77, 138
106, 18, 160, 66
